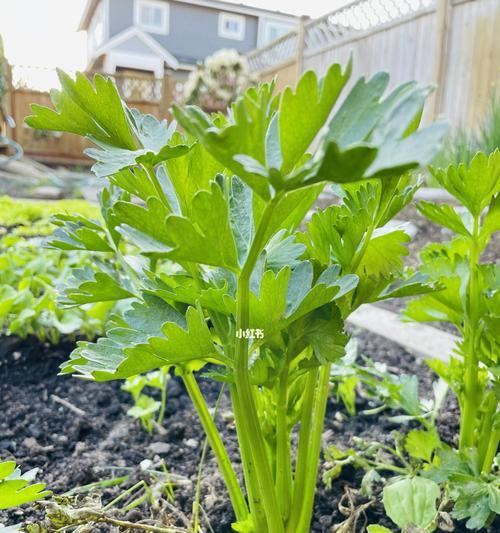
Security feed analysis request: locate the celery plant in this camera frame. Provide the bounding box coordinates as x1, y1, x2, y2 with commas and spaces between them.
26, 64, 446, 532
406, 151, 500, 474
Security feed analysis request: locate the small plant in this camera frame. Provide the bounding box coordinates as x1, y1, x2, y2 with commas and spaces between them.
407, 151, 499, 473
26, 63, 446, 532
123, 367, 170, 433
0, 460, 50, 511
400, 151, 500, 529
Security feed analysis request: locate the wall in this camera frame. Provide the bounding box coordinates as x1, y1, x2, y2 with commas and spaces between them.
108, 0, 259, 64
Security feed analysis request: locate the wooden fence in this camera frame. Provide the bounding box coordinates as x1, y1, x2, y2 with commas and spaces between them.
247, 0, 500, 128
5, 66, 176, 164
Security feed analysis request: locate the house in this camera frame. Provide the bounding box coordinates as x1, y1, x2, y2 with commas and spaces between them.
78, 0, 298, 79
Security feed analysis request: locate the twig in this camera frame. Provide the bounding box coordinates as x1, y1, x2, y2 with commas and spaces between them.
51, 394, 87, 417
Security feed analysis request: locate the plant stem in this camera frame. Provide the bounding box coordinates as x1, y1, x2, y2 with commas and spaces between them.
295, 364, 331, 533
233, 193, 285, 533
286, 367, 318, 533
276, 363, 292, 522
481, 427, 500, 475
182, 372, 249, 523
144, 163, 169, 207
460, 214, 481, 450
157, 368, 168, 426
231, 385, 268, 532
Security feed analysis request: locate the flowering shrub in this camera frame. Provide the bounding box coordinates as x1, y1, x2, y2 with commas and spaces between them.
183, 48, 254, 111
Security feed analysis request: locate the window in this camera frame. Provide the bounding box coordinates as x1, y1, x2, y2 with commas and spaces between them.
260, 19, 294, 46
88, 2, 105, 53
218, 12, 245, 40
134, 0, 169, 34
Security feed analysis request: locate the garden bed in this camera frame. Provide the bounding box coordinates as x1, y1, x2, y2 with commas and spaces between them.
1, 332, 497, 532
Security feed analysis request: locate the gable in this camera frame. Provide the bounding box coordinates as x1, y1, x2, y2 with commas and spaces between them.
94, 27, 180, 69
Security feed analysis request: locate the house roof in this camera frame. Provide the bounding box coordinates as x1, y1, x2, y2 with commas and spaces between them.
78, 0, 298, 31
92, 26, 181, 69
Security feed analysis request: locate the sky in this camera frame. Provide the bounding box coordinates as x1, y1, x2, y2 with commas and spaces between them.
0, 0, 340, 72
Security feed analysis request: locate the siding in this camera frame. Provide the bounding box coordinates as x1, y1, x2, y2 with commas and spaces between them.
108, 0, 259, 64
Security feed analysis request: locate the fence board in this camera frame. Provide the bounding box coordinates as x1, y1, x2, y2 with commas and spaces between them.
5, 68, 174, 164
249, 0, 500, 128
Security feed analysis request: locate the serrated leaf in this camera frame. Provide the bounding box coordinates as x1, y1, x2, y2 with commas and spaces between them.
47, 213, 112, 252
405, 428, 441, 462
0, 461, 50, 510
430, 150, 500, 216
417, 201, 470, 236
60, 267, 135, 305
356, 228, 410, 278
163, 181, 239, 270
173, 83, 278, 198
61, 295, 218, 380
26, 71, 135, 149
279, 62, 351, 173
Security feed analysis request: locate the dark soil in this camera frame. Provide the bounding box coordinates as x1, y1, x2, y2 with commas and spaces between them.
1, 332, 497, 532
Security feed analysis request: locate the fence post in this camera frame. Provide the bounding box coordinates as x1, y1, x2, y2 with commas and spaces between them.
162, 69, 174, 119
295, 15, 307, 81
431, 0, 452, 121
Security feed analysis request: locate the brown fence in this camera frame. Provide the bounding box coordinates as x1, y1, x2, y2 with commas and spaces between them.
5, 66, 176, 164
247, 0, 500, 128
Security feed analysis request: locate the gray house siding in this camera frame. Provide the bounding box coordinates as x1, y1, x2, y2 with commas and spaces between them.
108, 0, 259, 64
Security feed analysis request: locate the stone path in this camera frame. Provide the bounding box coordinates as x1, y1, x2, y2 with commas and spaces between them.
347, 304, 459, 362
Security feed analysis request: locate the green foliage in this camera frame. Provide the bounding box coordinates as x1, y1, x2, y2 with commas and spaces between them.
26, 64, 445, 533
406, 151, 500, 476
404, 151, 500, 529
424, 448, 500, 530
0, 198, 110, 342
0, 460, 50, 510
382, 476, 440, 530
122, 367, 170, 433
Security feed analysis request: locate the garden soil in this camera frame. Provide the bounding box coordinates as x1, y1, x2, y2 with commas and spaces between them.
1, 331, 498, 532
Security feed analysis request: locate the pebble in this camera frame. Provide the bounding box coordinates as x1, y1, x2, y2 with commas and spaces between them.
185, 438, 199, 449
148, 442, 171, 454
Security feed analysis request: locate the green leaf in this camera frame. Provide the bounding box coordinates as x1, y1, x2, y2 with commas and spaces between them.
383, 476, 440, 529
405, 428, 441, 462
480, 193, 500, 245
367, 526, 393, 533
450, 479, 492, 530
61, 295, 218, 380
279, 62, 351, 173
113, 197, 173, 254
417, 200, 470, 236
377, 273, 438, 301
60, 267, 135, 305
26, 71, 135, 149
173, 83, 278, 198
488, 484, 500, 514
47, 213, 112, 252
164, 140, 225, 216
0, 461, 51, 510
430, 150, 500, 216
85, 136, 190, 178
163, 181, 240, 270
356, 228, 410, 278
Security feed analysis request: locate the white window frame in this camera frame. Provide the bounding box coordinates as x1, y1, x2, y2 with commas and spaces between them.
134, 0, 169, 35
258, 18, 294, 47
218, 12, 245, 41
